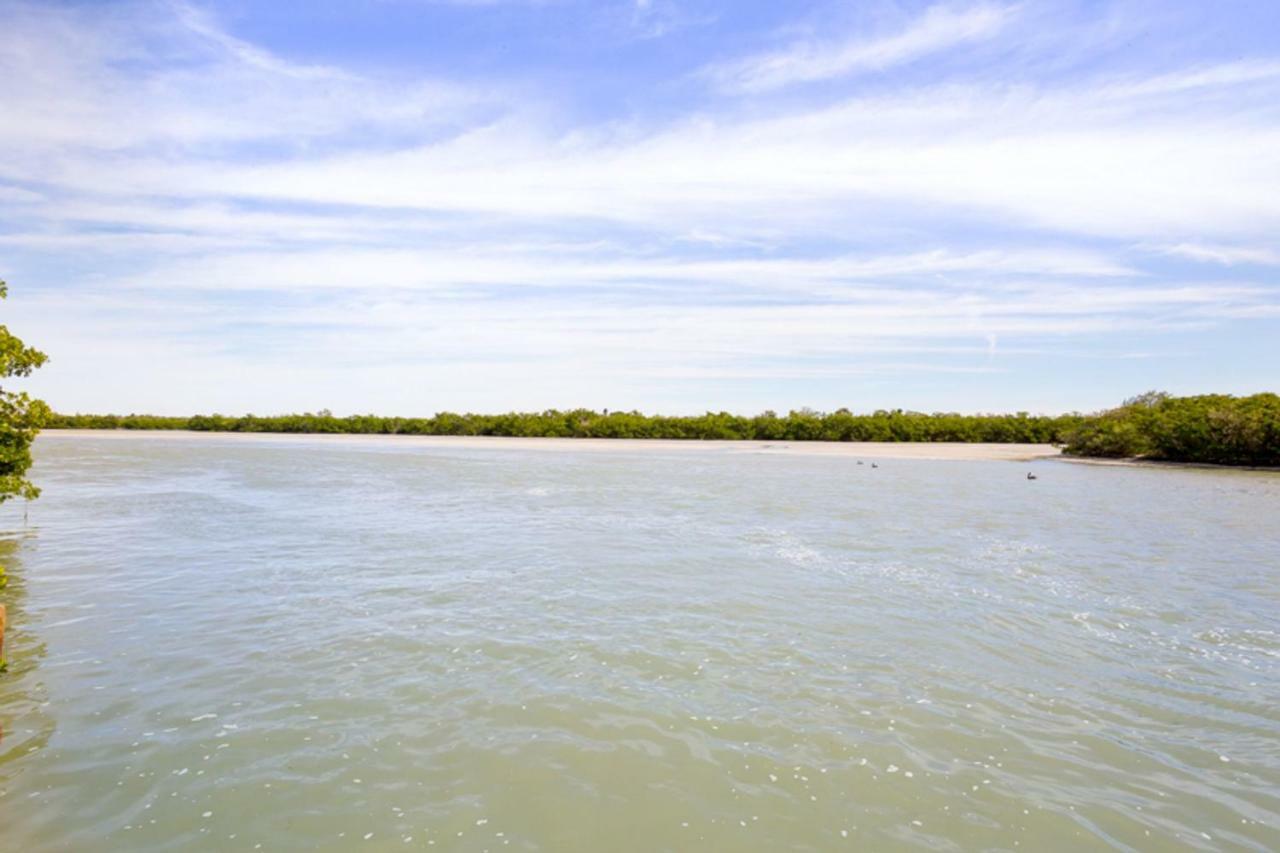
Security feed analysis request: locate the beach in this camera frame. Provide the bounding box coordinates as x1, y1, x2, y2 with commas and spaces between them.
37, 430, 1062, 461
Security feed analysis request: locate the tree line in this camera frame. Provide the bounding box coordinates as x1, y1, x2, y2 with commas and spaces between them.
1059, 391, 1280, 466
47, 408, 1080, 443
46, 393, 1280, 465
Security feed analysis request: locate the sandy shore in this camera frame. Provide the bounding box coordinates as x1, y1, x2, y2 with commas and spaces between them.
1058, 455, 1280, 473
38, 430, 1061, 461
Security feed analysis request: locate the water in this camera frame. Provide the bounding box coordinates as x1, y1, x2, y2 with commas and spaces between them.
2, 433, 1278, 851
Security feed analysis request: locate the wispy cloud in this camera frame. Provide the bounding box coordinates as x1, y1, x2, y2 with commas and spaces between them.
1154, 243, 1280, 267
2, 0, 1278, 414
622, 0, 714, 40
704, 3, 1015, 94
1100, 59, 1280, 100
0, 0, 487, 154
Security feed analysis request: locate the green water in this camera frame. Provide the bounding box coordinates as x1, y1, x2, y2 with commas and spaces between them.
2, 433, 1278, 851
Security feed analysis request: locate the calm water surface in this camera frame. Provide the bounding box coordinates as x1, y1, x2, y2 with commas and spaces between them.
2, 434, 1278, 851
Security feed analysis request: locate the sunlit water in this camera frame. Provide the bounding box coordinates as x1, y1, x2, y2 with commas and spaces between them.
2, 433, 1278, 851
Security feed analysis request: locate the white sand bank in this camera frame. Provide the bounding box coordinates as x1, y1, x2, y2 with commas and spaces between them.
38, 430, 1061, 461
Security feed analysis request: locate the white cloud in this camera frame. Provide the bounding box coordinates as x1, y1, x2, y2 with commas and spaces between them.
0, 185, 42, 203
12, 67, 1278, 245
3, 0, 1279, 414
5, 244, 1131, 292
4, 1, 1278, 248
704, 3, 1014, 94
0, 0, 486, 153
1100, 59, 1280, 100
16, 267, 1269, 414
624, 0, 716, 40
1154, 243, 1280, 267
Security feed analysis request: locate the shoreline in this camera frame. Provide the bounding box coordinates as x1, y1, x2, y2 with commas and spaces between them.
36, 430, 1062, 462
1055, 454, 1280, 473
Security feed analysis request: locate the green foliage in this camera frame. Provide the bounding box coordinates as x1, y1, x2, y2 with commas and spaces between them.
1063, 392, 1280, 466
0, 281, 49, 503
46, 407, 1082, 444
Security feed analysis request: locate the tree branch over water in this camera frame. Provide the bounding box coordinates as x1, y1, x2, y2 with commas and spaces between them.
0, 281, 49, 504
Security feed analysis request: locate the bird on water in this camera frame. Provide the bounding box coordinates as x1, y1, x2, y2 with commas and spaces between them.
1027, 472, 1037, 480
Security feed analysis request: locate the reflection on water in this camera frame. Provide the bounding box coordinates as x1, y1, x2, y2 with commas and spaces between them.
1, 433, 1278, 851
0, 531, 54, 773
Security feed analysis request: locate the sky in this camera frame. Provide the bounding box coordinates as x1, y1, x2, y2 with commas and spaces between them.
1, 0, 1278, 417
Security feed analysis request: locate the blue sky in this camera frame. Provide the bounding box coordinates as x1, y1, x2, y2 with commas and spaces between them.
1, 0, 1278, 416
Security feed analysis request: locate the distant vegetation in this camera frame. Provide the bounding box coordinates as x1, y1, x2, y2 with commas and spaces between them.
1061, 392, 1280, 466
47, 408, 1078, 443
43, 393, 1280, 466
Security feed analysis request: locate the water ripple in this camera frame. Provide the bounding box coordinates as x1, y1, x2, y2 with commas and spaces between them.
1, 435, 1277, 850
